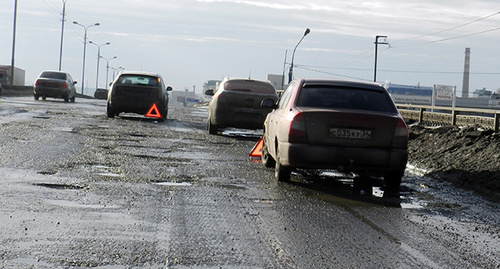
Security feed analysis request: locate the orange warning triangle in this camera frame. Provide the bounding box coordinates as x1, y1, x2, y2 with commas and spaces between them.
249, 137, 263, 157
145, 103, 162, 119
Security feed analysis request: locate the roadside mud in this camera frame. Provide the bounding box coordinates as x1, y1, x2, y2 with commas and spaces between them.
407, 124, 500, 203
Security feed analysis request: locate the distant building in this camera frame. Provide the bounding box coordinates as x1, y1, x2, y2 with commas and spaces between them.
472, 88, 494, 99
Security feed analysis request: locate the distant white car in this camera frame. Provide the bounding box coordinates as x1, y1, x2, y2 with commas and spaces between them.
33, 70, 77, 102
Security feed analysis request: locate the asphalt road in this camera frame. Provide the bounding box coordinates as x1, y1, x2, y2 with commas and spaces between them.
0, 96, 498, 268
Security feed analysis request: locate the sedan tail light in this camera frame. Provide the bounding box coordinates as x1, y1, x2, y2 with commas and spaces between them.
392, 118, 408, 148
216, 92, 227, 104
35, 79, 39, 87
288, 112, 307, 143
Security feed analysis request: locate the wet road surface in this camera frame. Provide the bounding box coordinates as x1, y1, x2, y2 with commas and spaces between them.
0, 96, 498, 268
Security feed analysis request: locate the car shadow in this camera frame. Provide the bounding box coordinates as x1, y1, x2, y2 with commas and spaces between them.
286, 169, 403, 207
112, 114, 167, 123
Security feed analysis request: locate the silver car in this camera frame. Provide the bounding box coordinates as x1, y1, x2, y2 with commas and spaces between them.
261, 78, 408, 195
34, 70, 77, 102
206, 78, 278, 134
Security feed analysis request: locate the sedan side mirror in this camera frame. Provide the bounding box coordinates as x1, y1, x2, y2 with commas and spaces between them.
166, 86, 173, 91
261, 98, 277, 109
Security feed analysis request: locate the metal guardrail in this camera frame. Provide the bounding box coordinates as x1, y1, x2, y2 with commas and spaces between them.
396, 104, 500, 133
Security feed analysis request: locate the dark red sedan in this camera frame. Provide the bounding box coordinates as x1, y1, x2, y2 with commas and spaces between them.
261, 78, 408, 195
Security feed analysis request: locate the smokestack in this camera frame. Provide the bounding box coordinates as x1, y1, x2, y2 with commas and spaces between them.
462, 48, 470, 98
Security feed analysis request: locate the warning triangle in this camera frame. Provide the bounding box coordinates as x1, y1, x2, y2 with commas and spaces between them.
249, 137, 263, 158
145, 103, 162, 119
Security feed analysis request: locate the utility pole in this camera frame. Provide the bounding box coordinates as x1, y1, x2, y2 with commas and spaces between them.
58, 0, 67, 71
373, 35, 389, 82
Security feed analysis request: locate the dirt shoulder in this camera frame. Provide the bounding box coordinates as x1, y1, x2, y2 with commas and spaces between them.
408, 124, 500, 203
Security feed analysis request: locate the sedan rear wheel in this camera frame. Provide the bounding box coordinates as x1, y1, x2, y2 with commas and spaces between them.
208, 118, 218, 135
384, 171, 403, 197
275, 147, 291, 182
106, 102, 115, 118
261, 138, 275, 168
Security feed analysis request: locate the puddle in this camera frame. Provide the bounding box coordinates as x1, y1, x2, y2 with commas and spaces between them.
221, 128, 263, 138
91, 165, 120, 177
400, 198, 426, 209
51, 126, 75, 132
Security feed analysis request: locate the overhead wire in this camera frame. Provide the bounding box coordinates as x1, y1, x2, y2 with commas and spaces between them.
299, 10, 500, 78
402, 10, 500, 42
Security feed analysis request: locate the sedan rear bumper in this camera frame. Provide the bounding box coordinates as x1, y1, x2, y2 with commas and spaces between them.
212, 107, 269, 129
279, 142, 408, 174
110, 97, 165, 115
34, 87, 70, 97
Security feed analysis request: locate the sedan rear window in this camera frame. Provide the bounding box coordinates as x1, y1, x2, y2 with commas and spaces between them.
223, 80, 276, 94
118, 75, 160, 86
296, 86, 397, 113
41, 72, 67, 80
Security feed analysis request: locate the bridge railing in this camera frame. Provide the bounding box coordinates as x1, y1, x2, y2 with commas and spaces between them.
396, 104, 500, 133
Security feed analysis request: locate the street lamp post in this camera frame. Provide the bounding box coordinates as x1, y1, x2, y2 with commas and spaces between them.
73, 21, 100, 94
112, 67, 124, 79
89, 41, 110, 90
373, 35, 388, 82
101, 56, 117, 87
10, 0, 18, 86
288, 28, 310, 83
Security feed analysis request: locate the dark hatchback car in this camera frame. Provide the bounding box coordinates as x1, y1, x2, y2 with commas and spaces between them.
33, 70, 77, 102
107, 71, 172, 121
205, 78, 278, 134
261, 78, 408, 195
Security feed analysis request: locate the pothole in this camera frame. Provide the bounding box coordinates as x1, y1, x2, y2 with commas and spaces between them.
154, 182, 192, 187
38, 171, 57, 175
33, 183, 85, 190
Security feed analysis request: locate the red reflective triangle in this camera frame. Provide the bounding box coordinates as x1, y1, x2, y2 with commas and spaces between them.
145, 103, 162, 119
249, 137, 263, 157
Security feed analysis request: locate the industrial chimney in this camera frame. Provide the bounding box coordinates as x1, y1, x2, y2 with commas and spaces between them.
462, 48, 470, 98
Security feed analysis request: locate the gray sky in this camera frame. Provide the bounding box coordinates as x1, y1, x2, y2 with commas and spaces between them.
1, 0, 500, 95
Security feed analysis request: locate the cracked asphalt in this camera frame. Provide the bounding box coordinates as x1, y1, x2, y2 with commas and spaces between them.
0, 96, 498, 268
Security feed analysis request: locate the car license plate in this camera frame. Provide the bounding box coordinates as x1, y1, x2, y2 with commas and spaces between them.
329, 128, 372, 139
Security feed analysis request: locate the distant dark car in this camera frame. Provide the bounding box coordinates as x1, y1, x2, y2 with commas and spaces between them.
260, 78, 408, 195
94, 88, 108, 100
205, 78, 278, 134
106, 71, 172, 121
33, 70, 77, 102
